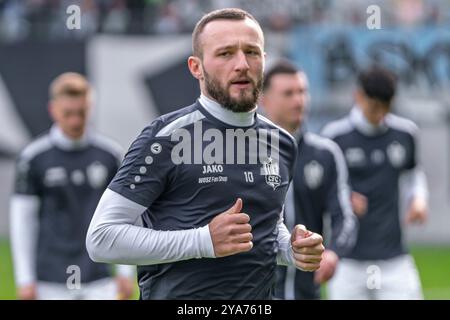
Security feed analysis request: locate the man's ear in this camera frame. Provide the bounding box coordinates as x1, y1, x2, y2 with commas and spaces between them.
188, 56, 203, 80
48, 100, 58, 122
261, 51, 267, 74
354, 89, 363, 105
48, 101, 55, 120
259, 91, 267, 107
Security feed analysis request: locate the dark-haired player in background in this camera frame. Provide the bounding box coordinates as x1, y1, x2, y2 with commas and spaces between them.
10, 73, 135, 300
322, 66, 428, 299
261, 60, 357, 299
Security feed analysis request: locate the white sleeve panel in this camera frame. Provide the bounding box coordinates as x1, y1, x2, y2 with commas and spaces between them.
10, 194, 40, 287
86, 188, 216, 265
276, 208, 295, 267
328, 142, 358, 253
401, 167, 429, 203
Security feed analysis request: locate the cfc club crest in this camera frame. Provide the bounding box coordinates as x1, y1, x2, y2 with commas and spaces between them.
304, 160, 324, 189
261, 157, 281, 190
387, 141, 406, 168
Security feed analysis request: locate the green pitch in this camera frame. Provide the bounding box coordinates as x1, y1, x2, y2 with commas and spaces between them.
411, 246, 450, 299
0, 239, 15, 300
1, 239, 449, 300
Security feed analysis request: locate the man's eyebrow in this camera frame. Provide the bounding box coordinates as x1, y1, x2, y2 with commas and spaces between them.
214, 45, 237, 52
214, 43, 262, 52
245, 44, 262, 49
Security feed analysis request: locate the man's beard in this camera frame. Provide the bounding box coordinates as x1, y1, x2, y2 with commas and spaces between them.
203, 69, 263, 113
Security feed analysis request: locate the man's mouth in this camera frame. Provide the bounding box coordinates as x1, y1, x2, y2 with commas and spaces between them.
230, 79, 252, 88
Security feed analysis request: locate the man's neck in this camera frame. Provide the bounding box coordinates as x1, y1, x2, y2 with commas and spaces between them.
50, 125, 89, 150
286, 123, 300, 136
350, 105, 388, 136
198, 93, 257, 127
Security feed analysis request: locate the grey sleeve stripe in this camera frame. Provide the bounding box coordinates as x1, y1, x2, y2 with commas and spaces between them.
276, 208, 295, 267
385, 114, 418, 137
305, 134, 356, 246
387, 115, 424, 193
257, 114, 297, 146
86, 188, 215, 265
327, 140, 357, 247
20, 135, 52, 161
10, 194, 40, 286
277, 197, 297, 299
401, 167, 429, 202
156, 110, 206, 137
321, 118, 353, 139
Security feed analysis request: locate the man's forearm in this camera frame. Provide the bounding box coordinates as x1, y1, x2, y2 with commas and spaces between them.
86, 188, 216, 265
402, 167, 429, 203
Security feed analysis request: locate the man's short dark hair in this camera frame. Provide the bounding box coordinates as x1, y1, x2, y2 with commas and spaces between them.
263, 60, 302, 92
192, 8, 261, 58
357, 66, 397, 104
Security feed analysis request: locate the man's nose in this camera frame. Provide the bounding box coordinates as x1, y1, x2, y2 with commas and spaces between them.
293, 93, 303, 104
234, 51, 250, 72
292, 92, 305, 107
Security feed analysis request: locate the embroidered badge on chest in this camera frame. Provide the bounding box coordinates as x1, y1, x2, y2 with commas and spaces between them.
261, 157, 281, 190
304, 160, 324, 189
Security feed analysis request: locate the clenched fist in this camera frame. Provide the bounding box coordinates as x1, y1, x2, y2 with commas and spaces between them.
290, 224, 324, 272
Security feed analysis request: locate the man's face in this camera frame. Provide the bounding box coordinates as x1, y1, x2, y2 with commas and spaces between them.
262, 72, 309, 133
355, 90, 390, 125
50, 95, 90, 139
196, 18, 265, 112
